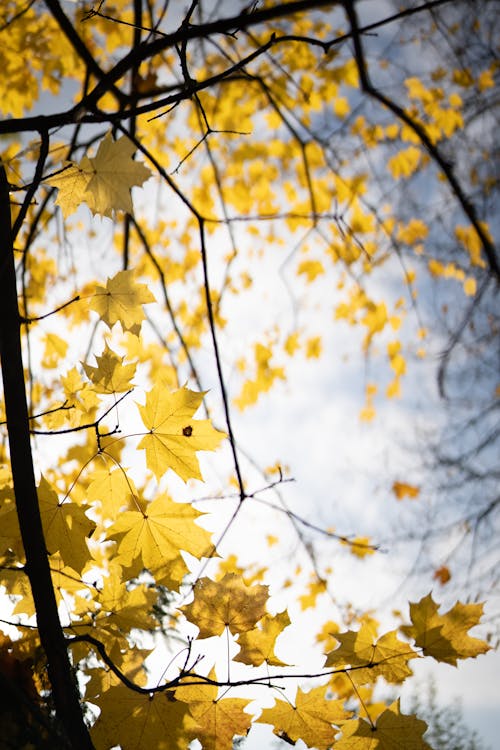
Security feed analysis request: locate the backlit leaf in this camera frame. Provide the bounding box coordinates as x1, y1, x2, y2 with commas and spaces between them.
181, 573, 268, 637
137, 383, 226, 482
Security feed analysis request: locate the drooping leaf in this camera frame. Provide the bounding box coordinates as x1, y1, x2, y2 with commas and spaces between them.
325, 623, 418, 684
258, 685, 349, 750
47, 132, 151, 218
335, 700, 430, 749
175, 675, 253, 750
90, 683, 190, 750
181, 573, 268, 637
87, 465, 137, 519
234, 610, 291, 666
400, 593, 490, 665
38, 476, 95, 574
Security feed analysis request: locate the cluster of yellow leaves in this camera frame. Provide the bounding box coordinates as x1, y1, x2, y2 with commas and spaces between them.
234, 343, 286, 410
83, 572, 489, 750
0, 3, 496, 750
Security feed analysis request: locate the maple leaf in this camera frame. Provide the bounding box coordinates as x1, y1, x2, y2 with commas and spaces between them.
258, 685, 349, 750
181, 573, 268, 637
391, 481, 420, 500
137, 383, 226, 482
90, 269, 156, 332
83, 344, 136, 394
83, 646, 152, 696
0, 489, 24, 560
87, 465, 137, 519
433, 565, 451, 585
175, 674, 253, 750
75, 569, 158, 659
90, 683, 190, 750
45, 160, 92, 219
41, 332, 68, 369
400, 593, 490, 665
325, 623, 418, 684
234, 610, 290, 666
106, 493, 212, 573
38, 476, 95, 574
47, 131, 151, 218
335, 700, 430, 749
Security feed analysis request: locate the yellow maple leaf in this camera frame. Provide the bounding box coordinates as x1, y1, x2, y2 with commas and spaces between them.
38, 476, 95, 574
335, 699, 430, 749
45, 160, 91, 219
387, 146, 423, 179
299, 576, 327, 610
90, 683, 190, 750
73, 568, 158, 657
391, 481, 420, 500
87, 465, 137, 519
258, 685, 349, 750
0, 480, 24, 559
90, 269, 156, 332
234, 610, 290, 666
433, 565, 451, 585
341, 536, 375, 558
175, 674, 253, 750
83, 344, 136, 394
137, 383, 226, 482
306, 335, 322, 359
181, 573, 268, 637
325, 623, 417, 684
47, 132, 151, 218
41, 332, 68, 369
400, 593, 491, 665
106, 493, 212, 572
297, 259, 325, 282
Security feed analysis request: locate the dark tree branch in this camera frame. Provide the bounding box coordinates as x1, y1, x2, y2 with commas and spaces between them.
0, 166, 94, 748
343, 0, 500, 282
43, 0, 127, 107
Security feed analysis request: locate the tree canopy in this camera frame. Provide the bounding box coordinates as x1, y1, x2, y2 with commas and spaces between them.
0, 1, 497, 748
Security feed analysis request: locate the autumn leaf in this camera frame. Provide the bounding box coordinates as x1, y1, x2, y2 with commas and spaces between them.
335, 700, 430, 749
387, 146, 424, 179
234, 610, 291, 666
47, 132, 151, 218
87, 465, 137, 519
90, 683, 190, 750
299, 576, 327, 610
341, 536, 375, 558
41, 332, 68, 369
400, 593, 491, 665
0, 486, 24, 560
258, 685, 349, 750
391, 481, 420, 500
90, 269, 156, 333
137, 383, 226, 482
325, 623, 418, 684
106, 493, 213, 573
2, 2, 497, 748
45, 160, 92, 219
38, 476, 95, 574
433, 565, 451, 585
181, 573, 268, 637
175, 675, 253, 750
83, 344, 136, 394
